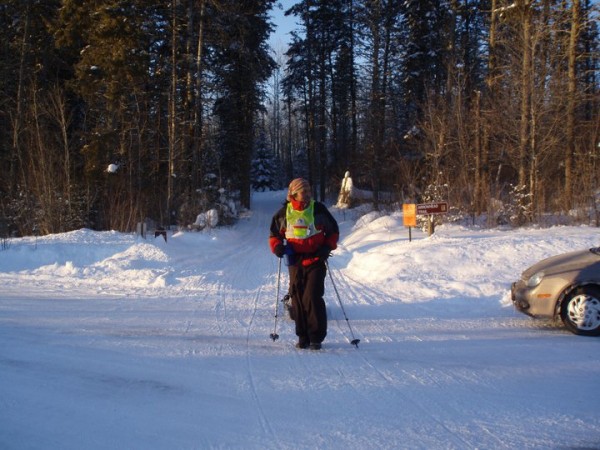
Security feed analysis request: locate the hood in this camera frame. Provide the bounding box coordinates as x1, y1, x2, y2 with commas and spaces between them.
522, 248, 600, 279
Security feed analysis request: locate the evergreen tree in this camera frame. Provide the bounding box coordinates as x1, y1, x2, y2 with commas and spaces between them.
284, 0, 355, 199
54, 0, 169, 230
401, 0, 453, 123
251, 131, 280, 191
329, 0, 358, 184
209, 0, 276, 209
355, 0, 402, 206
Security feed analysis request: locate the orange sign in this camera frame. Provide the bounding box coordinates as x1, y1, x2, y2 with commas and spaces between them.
403, 204, 417, 227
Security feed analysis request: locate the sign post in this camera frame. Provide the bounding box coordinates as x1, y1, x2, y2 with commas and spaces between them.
402, 204, 416, 242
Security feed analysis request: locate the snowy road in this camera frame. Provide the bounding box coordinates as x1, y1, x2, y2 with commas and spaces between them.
1, 191, 599, 449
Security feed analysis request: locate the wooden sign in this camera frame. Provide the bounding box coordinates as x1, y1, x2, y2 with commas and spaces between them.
416, 202, 448, 215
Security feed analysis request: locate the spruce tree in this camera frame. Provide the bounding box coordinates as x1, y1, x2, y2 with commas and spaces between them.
209, 0, 276, 209
251, 131, 280, 192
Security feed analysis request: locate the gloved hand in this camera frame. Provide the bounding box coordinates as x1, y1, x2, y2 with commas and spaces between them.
274, 243, 286, 258
316, 245, 332, 260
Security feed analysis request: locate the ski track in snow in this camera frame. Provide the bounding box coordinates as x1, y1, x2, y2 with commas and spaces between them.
324, 261, 505, 449
1, 190, 600, 449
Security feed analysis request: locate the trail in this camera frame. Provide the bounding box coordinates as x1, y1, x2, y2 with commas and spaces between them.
0, 191, 599, 449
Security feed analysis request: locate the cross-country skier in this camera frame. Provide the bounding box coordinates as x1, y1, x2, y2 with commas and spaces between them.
269, 178, 339, 350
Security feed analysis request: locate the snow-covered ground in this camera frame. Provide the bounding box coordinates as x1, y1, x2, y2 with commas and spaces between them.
1, 190, 599, 449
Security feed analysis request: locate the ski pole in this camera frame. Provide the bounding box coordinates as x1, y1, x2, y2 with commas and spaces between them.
325, 260, 360, 348
270, 257, 282, 341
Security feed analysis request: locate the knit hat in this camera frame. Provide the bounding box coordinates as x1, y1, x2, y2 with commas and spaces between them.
287, 178, 311, 201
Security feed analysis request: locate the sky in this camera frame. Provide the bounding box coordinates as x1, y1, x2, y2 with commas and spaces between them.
269, 0, 299, 52
1, 189, 600, 449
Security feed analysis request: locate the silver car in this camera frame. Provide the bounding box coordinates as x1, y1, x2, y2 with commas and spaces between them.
511, 248, 600, 336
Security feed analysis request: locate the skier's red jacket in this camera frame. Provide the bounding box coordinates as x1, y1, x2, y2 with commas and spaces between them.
269, 199, 339, 266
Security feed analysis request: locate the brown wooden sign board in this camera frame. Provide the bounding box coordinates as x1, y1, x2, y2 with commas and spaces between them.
416, 202, 448, 215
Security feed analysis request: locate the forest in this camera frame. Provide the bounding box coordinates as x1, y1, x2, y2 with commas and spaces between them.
0, 0, 598, 236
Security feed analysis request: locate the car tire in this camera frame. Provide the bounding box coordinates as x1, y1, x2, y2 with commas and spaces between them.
560, 286, 600, 336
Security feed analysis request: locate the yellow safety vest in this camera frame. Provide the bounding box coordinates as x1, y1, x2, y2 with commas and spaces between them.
285, 200, 319, 240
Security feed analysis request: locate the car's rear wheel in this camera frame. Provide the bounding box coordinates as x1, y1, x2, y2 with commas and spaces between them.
560, 286, 600, 336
